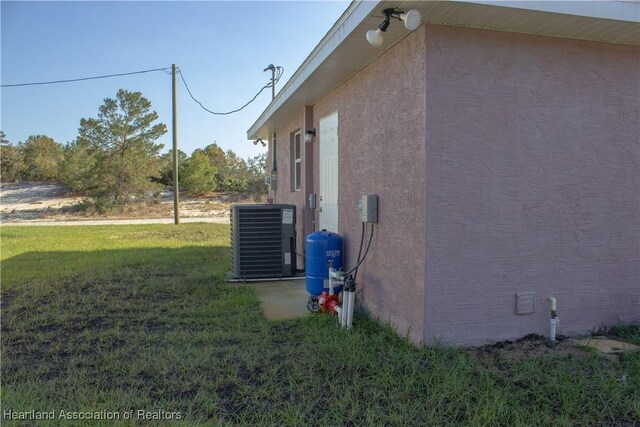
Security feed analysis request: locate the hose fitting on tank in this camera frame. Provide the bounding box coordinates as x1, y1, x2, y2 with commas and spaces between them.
330, 269, 345, 281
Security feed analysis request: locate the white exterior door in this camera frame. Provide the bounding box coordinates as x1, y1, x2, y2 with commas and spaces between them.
319, 112, 339, 232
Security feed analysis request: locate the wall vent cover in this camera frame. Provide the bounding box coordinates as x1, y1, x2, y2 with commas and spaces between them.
230, 204, 296, 279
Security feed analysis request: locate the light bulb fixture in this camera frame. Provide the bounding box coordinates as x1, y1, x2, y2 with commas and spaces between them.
366, 28, 385, 47
366, 8, 422, 47
304, 128, 316, 143
253, 139, 266, 147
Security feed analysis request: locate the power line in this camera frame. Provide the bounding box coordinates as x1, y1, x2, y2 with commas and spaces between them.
0, 67, 171, 88
177, 67, 283, 116
2, 64, 285, 117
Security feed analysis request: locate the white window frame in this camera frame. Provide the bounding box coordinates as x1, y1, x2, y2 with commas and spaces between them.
293, 131, 302, 191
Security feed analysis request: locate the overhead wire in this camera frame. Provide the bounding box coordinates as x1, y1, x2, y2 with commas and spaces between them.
270, 66, 284, 87
0, 67, 171, 88
2, 65, 284, 119
177, 66, 283, 116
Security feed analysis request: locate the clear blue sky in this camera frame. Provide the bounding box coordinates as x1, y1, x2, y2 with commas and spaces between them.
1, 0, 349, 160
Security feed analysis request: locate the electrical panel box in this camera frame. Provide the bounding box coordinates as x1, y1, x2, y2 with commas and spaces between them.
308, 193, 316, 210
359, 194, 378, 223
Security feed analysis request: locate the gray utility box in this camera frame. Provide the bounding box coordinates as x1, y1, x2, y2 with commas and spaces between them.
359, 194, 378, 223
230, 204, 296, 279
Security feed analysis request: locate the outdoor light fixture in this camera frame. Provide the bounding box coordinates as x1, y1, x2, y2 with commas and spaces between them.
366, 8, 422, 47
304, 128, 316, 143
253, 139, 266, 147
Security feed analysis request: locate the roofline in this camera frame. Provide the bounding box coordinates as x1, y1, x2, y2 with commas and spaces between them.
456, 0, 639, 23
247, 0, 381, 140
247, 0, 640, 140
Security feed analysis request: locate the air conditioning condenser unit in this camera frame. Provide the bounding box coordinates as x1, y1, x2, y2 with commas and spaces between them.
230, 204, 296, 279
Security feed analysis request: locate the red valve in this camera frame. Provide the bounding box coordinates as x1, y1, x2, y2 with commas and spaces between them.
318, 291, 340, 315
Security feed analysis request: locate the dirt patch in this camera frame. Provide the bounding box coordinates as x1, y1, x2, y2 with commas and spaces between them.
466, 333, 589, 365
1, 182, 261, 224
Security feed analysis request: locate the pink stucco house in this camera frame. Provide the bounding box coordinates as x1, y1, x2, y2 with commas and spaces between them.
247, 1, 640, 346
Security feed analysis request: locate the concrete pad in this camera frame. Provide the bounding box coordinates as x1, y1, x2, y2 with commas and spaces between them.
571, 336, 640, 354
244, 279, 310, 321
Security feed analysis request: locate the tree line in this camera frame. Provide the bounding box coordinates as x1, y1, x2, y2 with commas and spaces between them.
0, 89, 267, 210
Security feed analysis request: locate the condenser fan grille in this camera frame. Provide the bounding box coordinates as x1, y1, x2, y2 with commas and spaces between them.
230, 204, 296, 279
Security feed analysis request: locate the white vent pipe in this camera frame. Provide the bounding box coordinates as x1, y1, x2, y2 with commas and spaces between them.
549, 296, 558, 342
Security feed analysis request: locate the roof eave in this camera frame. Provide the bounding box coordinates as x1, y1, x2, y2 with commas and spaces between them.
247, 0, 640, 141
247, 0, 381, 141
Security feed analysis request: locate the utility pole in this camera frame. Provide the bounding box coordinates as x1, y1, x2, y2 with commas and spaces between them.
262, 64, 279, 204
172, 64, 180, 225
271, 69, 275, 100
264, 64, 276, 100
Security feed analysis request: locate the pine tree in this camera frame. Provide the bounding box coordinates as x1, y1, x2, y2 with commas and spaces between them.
181, 151, 218, 195
21, 135, 64, 181
0, 131, 24, 182
76, 89, 166, 208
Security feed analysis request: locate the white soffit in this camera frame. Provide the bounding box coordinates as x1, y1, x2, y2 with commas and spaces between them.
248, 1, 640, 140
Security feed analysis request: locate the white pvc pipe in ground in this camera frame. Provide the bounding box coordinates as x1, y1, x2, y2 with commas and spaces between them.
346, 291, 355, 329
549, 296, 558, 341
550, 317, 558, 341
335, 305, 343, 327
328, 267, 335, 296
343, 293, 349, 329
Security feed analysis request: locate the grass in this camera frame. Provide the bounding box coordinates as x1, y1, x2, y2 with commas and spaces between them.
1, 224, 639, 426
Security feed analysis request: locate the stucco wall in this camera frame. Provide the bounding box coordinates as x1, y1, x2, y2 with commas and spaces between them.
312, 27, 427, 342
272, 113, 307, 269
424, 25, 640, 345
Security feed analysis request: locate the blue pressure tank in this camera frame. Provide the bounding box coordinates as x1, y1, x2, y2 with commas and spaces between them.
306, 230, 343, 297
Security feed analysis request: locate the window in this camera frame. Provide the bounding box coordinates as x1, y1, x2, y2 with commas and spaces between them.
270, 133, 277, 191
291, 131, 301, 191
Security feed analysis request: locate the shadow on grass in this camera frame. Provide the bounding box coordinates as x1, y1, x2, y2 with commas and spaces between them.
1, 245, 271, 424
1, 246, 231, 291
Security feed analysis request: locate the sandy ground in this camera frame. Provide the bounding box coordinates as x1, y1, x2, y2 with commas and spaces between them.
0, 183, 243, 226
1, 217, 230, 226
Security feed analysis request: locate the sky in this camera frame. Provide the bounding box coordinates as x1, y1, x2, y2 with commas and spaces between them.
1, 0, 350, 160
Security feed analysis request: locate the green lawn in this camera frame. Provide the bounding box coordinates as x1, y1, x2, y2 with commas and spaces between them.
1, 224, 639, 426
